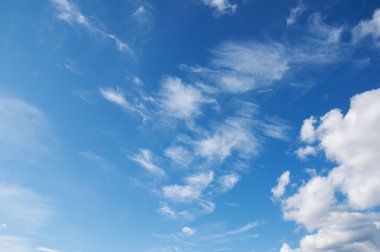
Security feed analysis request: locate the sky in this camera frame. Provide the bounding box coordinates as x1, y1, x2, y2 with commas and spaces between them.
1, 0, 380, 251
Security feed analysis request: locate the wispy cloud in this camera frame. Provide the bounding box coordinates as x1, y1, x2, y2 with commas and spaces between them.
202, 221, 261, 241
49, 0, 133, 54
165, 145, 193, 167
35, 247, 60, 252
162, 172, 214, 203
201, 0, 237, 16
0, 235, 30, 252
352, 9, 380, 46
0, 97, 54, 159
194, 117, 258, 162
0, 184, 54, 231
286, 0, 306, 26
209, 41, 289, 93
129, 149, 166, 177
99, 87, 132, 111
158, 77, 214, 120
219, 173, 240, 191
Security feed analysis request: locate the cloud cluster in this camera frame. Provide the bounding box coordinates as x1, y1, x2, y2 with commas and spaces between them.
274, 88, 380, 251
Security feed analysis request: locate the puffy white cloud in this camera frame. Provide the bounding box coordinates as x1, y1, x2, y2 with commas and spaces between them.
299, 116, 317, 144
129, 149, 166, 177
158, 77, 212, 119
271, 171, 290, 200
162, 184, 201, 203
162, 171, 214, 202
201, 0, 237, 16
50, 0, 132, 54
219, 173, 240, 191
181, 226, 196, 236
295, 146, 318, 160
286, 0, 306, 26
277, 88, 380, 251
352, 9, 380, 45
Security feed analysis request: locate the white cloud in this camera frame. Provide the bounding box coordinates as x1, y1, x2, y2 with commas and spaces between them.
181, 226, 196, 236
35, 247, 60, 252
260, 118, 291, 141
158, 77, 211, 119
352, 9, 380, 45
201, 0, 237, 16
277, 88, 380, 251
0, 235, 30, 252
271, 171, 290, 200
185, 171, 214, 188
219, 173, 240, 191
99, 87, 133, 110
295, 146, 318, 160
0, 97, 53, 159
195, 118, 258, 161
129, 149, 166, 177
0, 184, 53, 231
50, 0, 132, 54
162, 171, 214, 203
308, 13, 343, 44
210, 42, 289, 93
203, 221, 260, 240
299, 116, 317, 144
286, 0, 306, 26
162, 184, 201, 202
157, 205, 192, 220
165, 146, 192, 167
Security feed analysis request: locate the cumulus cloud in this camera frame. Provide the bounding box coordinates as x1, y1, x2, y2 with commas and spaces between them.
352, 9, 380, 46
277, 88, 380, 251
299, 116, 317, 144
129, 149, 166, 177
181, 226, 196, 236
271, 171, 290, 200
295, 146, 318, 160
162, 171, 214, 202
201, 0, 237, 16
219, 173, 240, 191
158, 77, 212, 119
49, 0, 132, 54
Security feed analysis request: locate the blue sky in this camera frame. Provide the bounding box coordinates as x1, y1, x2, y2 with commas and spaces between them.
1, 0, 380, 251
